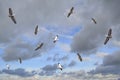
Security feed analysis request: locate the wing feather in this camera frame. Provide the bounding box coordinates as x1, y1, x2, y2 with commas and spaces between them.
104, 37, 109, 45
34, 25, 38, 35
77, 53, 82, 61
11, 16, 17, 24
108, 28, 112, 36
35, 43, 44, 51
9, 8, 13, 15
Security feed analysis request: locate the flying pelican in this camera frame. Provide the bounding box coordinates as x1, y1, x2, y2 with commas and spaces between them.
77, 53, 82, 62
104, 28, 112, 45
34, 25, 39, 35
6, 64, 10, 70
53, 35, 59, 43
91, 18, 97, 24
18, 57, 22, 64
35, 43, 44, 51
58, 63, 63, 71
8, 8, 17, 24
67, 7, 74, 18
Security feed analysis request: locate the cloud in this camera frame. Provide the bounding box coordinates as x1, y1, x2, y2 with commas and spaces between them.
2, 32, 55, 61
47, 53, 68, 62
71, 0, 120, 55
89, 50, 120, 75
39, 64, 58, 76
96, 52, 108, 58
68, 60, 76, 67
0, 0, 81, 62
1, 68, 36, 77
0, 69, 120, 80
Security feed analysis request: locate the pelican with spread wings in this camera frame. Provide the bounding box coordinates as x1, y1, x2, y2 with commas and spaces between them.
34, 25, 39, 35
67, 7, 74, 18
35, 43, 44, 51
8, 8, 17, 24
77, 53, 82, 62
91, 18, 97, 24
104, 28, 112, 45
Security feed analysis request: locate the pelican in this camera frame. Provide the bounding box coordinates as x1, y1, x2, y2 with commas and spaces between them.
67, 7, 74, 18
104, 28, 112, 45
6, 64, 10, 70
35, 43, 44, 51
58, 63, 63, 71
34, 25, 39, 35
53, 35, 59, 43
77, 53, 82, 62
18, 57, 22, 64
8, 8, 17, 24
91, 18, 97, 24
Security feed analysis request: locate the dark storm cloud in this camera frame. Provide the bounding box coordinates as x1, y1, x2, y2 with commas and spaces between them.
89, 50, 120, 75
1, 68, 36, 77
71, 0, 120, 55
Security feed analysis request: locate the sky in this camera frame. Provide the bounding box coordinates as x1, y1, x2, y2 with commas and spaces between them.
0, 0, 120, 80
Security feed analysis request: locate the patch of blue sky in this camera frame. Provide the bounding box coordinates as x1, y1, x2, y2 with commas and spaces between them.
98, 46, 119, 54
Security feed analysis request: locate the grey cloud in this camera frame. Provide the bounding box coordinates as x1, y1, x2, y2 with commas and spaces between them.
40, 64, 57, 76
89, 50, 120, 75
46, 53, 69, 62
71, 0, 120, 55
53, 54, 68, 62
0, 0, 80, 62
42, 64, 57, 71
2, 32, 55, 61
1, 68, 36, 77
0, 69, 120, 80
68, 60, 76, 67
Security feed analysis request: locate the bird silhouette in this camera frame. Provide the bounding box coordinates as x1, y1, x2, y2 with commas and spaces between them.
35, 43, 44, 51
104, 28, 112, 45
34, 25, 39, 35
91, 18, 97, 24
67, 7, 74, 18
8, 8, 17, 24
77, 53, 82, 62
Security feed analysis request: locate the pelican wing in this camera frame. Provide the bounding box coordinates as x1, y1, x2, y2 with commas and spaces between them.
34, 25, 38, 35
9, 8, 13, 15
108, 28, 112, 36
67, 7, 74, 18
35, 43, 44, 51
11, 16, 17, 24
104, 37, 109, 45
19, 58, 22, 64
77, 53, 82, 61
92, 18, 97, 24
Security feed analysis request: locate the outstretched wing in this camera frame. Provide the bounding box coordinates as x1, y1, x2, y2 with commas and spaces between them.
34, 25, 38, 35
92, 18, 97, 24
9, 8, 13, 15
67, 7, 74, 18
35, 43, 44, 51
77, 53, 82, 61
104, 37, 109, 45
108, 28, 112, 36
11, 16, 17, 24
